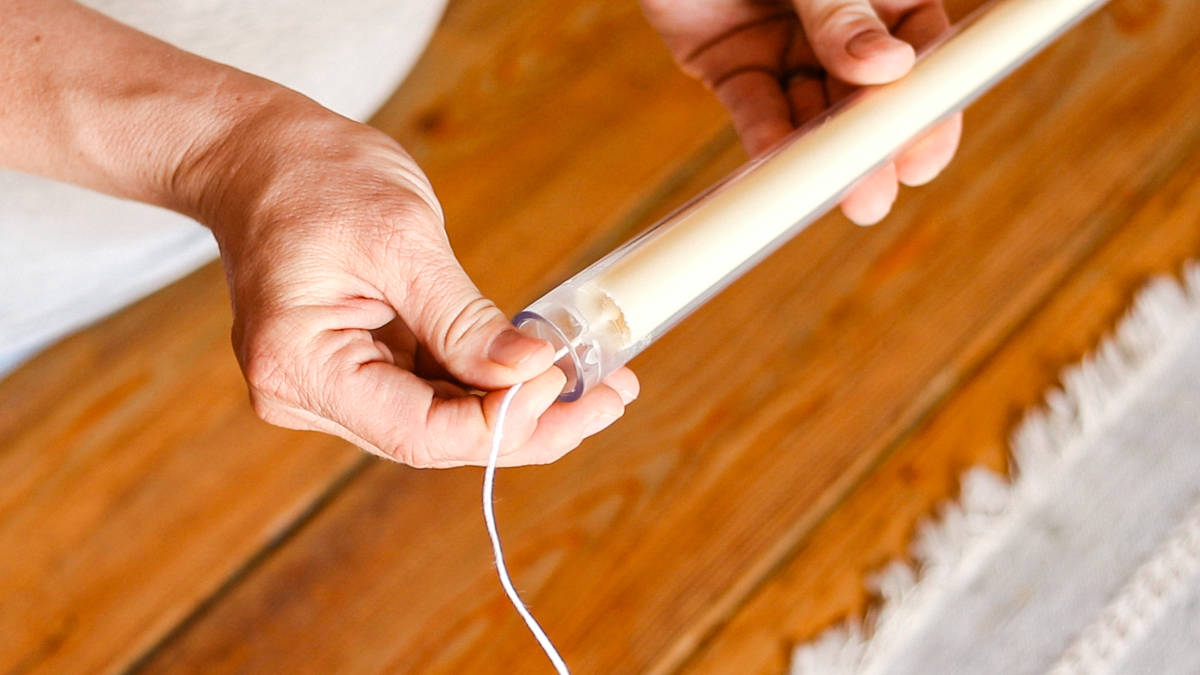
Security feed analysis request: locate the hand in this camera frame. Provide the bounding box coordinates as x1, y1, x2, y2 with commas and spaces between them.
642, 0, 962, 224
183, 94, 638, 468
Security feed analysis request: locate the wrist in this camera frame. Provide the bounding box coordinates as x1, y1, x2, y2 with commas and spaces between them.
173, 86, 439, 259
162, 72, 328, 232
0, 0, 333, 220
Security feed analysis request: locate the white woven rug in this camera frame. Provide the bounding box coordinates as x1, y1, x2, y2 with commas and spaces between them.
793, 263, 1200, 675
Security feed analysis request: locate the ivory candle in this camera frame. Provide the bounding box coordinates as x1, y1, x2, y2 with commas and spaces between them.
516, 0, 1107, 401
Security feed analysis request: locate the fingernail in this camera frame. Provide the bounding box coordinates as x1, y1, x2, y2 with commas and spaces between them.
488, 329, 540, 368
847, 30, 894, 60
615, 386, 637, 405
583, 413, 619, 436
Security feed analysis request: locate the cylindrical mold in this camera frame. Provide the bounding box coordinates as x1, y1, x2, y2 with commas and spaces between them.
516, 0, 1107, 401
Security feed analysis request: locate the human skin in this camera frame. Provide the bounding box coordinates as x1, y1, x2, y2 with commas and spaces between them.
0, 0, 955, 468
1, 0, 634, 468
643, 0, 962, 224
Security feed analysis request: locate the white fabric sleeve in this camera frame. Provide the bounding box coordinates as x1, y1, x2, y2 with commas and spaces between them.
0, 0, 446, 376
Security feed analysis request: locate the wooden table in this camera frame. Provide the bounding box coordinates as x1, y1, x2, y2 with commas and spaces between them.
3, 0, 1198, 672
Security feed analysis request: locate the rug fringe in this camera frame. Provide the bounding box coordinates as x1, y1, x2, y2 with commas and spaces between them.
790, 262, 1200, 675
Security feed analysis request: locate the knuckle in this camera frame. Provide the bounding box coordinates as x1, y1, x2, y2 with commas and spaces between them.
395, 190, 443, 226
387, 444, 423, 467
247, 390, 284, 425
238, 333, 292, 396
241, 341, 289, 399
816, 3, 878, 33
386, 437, 442, 469
440, 295, 500, 357
361, 392, 457, 469
383, 406, 454, 469
235, 319, 325, 414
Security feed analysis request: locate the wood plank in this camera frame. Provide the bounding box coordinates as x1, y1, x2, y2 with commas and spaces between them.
135, 1, 1200, 673
0, 1, 730, 672
372, 0, 731, 303
0, 263, 362, 675
683, 89, 1200, 675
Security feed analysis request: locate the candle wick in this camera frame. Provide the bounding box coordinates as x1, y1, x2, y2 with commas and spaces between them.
482, 382, 570, 674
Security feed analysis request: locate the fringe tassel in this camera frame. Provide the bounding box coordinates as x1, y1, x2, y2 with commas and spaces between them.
790, 262, 1200, 675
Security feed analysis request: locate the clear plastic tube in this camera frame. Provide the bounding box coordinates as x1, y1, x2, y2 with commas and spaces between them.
516, 0, 1107, 401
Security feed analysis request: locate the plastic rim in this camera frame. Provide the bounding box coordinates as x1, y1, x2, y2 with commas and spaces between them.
513, 311, 585, 402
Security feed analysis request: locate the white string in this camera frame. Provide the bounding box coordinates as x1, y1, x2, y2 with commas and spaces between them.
483, 382, 570, 674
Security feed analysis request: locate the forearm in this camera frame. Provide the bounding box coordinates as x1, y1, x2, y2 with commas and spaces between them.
0, 0, 299, 219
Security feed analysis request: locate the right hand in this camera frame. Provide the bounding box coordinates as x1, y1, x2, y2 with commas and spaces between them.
181, 92, 638, 468
642, 0, 962, 225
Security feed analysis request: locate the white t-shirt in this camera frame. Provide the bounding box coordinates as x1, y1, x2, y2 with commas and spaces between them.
0, 0, 446, 376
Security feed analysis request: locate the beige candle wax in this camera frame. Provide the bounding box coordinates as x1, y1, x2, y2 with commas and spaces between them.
518, 0, 1107, 400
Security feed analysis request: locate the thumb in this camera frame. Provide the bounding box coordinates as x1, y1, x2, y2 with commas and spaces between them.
795, 0, 915, 85
388, 243, 556, 390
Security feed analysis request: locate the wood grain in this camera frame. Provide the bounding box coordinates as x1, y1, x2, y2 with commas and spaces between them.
132, 1, 1200, 673
4, 0, 1196, 673
0, 1, 729, 672
372, 0, 731, 306
683, 104, 1200, 675
0, 263, 362, 675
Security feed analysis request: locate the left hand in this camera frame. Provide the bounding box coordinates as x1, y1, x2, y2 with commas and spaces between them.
642, 0, 962, 225
183, 94, 638, 468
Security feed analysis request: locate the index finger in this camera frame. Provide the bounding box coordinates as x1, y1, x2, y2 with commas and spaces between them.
883, 1, 962, 186
322, 340, 631, 468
